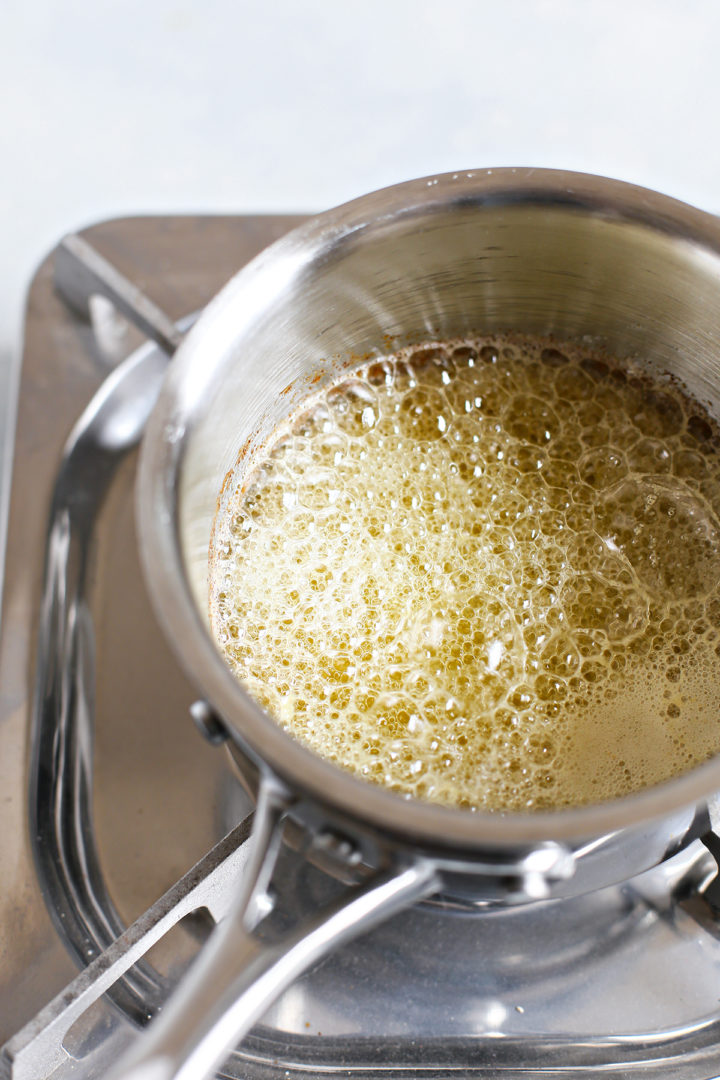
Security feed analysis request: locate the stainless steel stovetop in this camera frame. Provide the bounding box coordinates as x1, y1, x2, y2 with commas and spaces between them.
5, 216, 720, 1079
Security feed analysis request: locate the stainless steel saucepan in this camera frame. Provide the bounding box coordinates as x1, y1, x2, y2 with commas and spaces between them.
111, 169, 720, 1080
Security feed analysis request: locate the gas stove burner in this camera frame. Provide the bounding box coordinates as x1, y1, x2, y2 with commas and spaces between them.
4, 215, 720, 1079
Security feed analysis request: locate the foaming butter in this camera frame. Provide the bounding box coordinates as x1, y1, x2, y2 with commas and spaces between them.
209, 336, 720, 811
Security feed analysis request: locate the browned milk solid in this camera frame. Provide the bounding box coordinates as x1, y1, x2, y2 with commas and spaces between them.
210, 337, 720, 811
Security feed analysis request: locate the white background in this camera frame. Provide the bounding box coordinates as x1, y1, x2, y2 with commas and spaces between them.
2, 0, 720, 397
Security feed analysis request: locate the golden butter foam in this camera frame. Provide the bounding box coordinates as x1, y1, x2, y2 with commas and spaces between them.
210, 336, 720, 811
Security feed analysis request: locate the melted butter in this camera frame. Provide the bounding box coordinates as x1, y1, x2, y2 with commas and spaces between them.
210, 336, 720, 811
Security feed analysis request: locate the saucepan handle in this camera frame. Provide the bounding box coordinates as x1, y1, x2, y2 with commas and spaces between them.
108, 775, 439, 1080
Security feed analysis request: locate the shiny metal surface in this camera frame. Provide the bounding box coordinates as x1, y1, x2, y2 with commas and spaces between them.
54, 234, 183, 359
112, 778, 438, 1080
2, 820, 254, 1080
139, 168, 720, 875
30, 330, 174, 1023
0, 214, 304, 1046
9, 209, 720, 1080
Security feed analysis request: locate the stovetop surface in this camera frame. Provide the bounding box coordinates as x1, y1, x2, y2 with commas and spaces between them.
6, 216, 720, 1079
0, 213, 303, 1037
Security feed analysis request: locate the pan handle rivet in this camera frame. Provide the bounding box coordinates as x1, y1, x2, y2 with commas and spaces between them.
190, 700, 229, 746
314, 828, 363, 867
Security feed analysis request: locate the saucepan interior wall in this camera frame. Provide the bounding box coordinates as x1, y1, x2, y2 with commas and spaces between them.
176, 200, 720, 620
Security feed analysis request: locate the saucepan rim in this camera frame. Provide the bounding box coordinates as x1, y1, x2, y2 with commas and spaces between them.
136, 166, 720, 853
